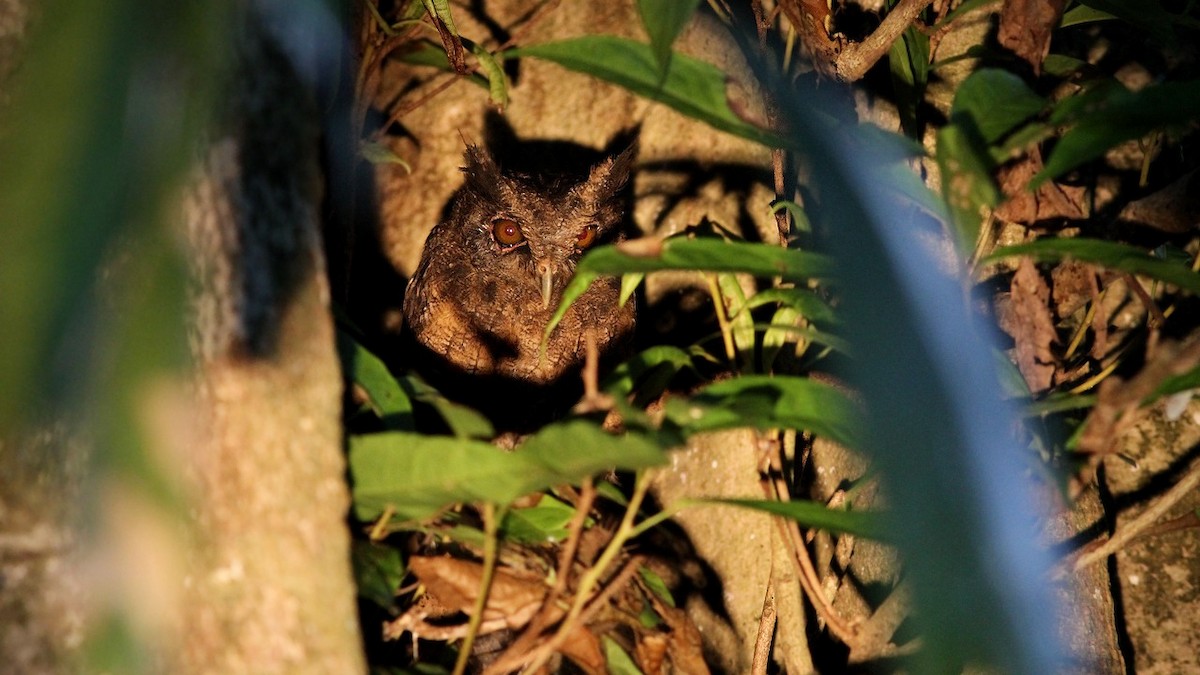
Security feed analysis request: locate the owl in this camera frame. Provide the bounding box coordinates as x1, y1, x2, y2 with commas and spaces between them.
402, 144, 637, 424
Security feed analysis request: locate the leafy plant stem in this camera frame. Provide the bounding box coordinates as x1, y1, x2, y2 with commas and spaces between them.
523, 469, 656, 673
706, 274, 737, 364
368, 504, 396, 542
451, 501, 506, 675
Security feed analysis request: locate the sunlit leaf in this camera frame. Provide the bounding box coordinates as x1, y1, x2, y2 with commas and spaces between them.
951, 69, 1046, 144
637, 0, 701, 72
664, 375, 860, 449
336, 330, 414, 428
602, 345, 696, 399
471, 43, 509, 110
510, 36, 782, 147
350, 433, 536, 521
742, 287, 838, 325
546, 238, 833, 341
987, 238, 1200, 294
713, 498, 883, 538
500, 496, 578, 543
603, 637, 645, 675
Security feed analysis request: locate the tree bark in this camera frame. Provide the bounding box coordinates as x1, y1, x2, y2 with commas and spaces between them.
179, 6, 365, 673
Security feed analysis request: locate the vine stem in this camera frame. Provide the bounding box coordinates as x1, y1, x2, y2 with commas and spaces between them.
519, 469, 655, 674
451, 501, 506, 675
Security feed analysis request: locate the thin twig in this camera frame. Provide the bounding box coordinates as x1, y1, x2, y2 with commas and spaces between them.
751, 576, 777, 674
452, 502, 505, 675
1067, 453, 1200, 574
834, 0, 933, 82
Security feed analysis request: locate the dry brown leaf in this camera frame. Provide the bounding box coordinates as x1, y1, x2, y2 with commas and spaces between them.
1006, 258, 1059, 393
997, 0, 1067, 75
636, 633, 670, 675
646, 592, 711, 675
1118, 169, 1200, 233
409, 555, 548, 628
558, 625, 606, 675
995, 149, 1087, 223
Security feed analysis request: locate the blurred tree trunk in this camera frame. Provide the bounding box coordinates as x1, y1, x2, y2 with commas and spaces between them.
179, 6, 365, 673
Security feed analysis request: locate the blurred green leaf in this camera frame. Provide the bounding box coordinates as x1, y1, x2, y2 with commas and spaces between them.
717, 273, 755, 368
637, 0, 701, 72
1037, 79, 1200, 186
603, 637, 645, 675
602, 345, 696, 400
518, 419, 667, 479
350, 420, 665, 522
637, 566, 676, 608
936, 121, 1001, 251
499, 495, 578, 543
359, 140, 413, 171
352, 541, 405, 610
664, 375, 860, 448
987, 238, 1200, 294
510, 36, 782, 147
951, 69, 1046, 144
713, 498, 882, 538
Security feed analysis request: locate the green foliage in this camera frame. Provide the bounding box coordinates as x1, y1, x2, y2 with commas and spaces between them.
988, 238, 1200, 294
713, 498, 882, 538
636, 0, 702, 73
352, 541, 406, 610
348, 420, 665, 522
510, 36, 782, 146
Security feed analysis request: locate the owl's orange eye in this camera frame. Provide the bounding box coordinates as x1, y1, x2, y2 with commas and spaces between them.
492, 218, 525, 247
576, 224, 598, 249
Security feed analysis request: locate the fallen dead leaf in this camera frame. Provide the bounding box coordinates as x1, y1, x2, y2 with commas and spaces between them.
996, 148, 1087, 223
997, 0, 1066, 75
1005, 258, 1059, 393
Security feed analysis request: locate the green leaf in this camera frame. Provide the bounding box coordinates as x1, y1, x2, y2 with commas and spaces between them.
889, 25, 930, 137
546, 237, 834, 342
637, 0, 702, 72
351, 541, 405, 610
936, 121, 1001, 251
359, 140, 412, 171
519, 419, 667, 480
717, 273, 755, 368
603, 637, 645, 675
637, 566, 676, 608
664, 375, 860, 449
602, 345, 696, 400
336, 330, 414, 428
951, 69, 1046, 145
510, 36, 782, 147
400, 375, 494, 439
1076, 0, 1176, 45
350, 422, 665, 522
1059, 5, 1116, 28
471, 43, 509, 110
986, 238, 1200, 295
1151, 365, 1200, 402
713, 499, 882, 538
742, 287, 838, 325
1037, 80, 1200, 186
500, 496, 578, 543
349, 433, 536, 521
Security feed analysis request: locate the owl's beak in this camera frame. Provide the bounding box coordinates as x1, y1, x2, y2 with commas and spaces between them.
540, 267, 554, 310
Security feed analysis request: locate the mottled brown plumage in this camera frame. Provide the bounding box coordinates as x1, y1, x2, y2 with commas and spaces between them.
403, 145, 636, 425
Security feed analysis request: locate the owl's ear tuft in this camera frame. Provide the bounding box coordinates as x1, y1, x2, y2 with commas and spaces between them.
461, 145, 505, 200
582, 143, 636, 204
